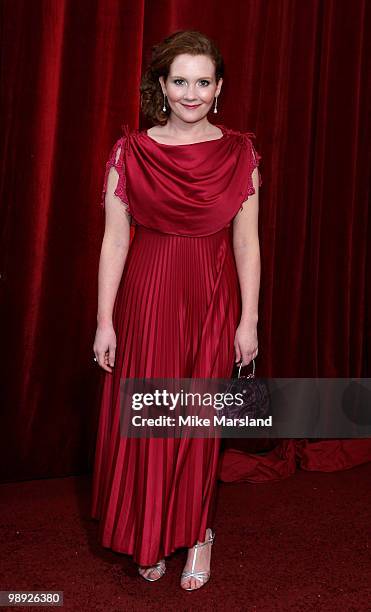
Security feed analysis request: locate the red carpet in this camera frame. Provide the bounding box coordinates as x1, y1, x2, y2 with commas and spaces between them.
1, 464, 370, 611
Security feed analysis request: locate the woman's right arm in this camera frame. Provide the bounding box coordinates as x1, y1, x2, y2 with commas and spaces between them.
94, 149, 131, 372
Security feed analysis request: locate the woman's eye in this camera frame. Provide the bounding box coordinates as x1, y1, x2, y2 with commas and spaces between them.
172, 79, 210, 87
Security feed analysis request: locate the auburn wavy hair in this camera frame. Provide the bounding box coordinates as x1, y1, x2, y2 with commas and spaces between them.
140, 30, 224, 126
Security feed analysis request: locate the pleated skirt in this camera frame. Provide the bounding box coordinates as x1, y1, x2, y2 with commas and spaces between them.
91, 224, 241, 565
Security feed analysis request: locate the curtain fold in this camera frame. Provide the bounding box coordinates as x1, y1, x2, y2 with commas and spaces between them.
1, 0, 370, 483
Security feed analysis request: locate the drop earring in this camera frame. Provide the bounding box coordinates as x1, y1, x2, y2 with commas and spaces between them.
162, 93, 167, 112
213, 96, 218, 114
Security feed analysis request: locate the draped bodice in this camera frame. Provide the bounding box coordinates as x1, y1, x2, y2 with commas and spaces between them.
101, 123, 262, 237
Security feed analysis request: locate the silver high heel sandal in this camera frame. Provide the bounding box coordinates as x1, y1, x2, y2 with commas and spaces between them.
138, 558, 166, 582
180, 528, 215, 591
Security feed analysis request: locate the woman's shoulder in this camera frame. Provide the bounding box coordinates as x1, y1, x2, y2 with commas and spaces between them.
106, 123, 142, 156
220, 124, 257, 143
106, 124, 140, 150
120, 123, 142, 140
220, 125, 262, 177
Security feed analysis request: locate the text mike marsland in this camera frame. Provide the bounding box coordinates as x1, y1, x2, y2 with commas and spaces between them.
130, 415, 273, 428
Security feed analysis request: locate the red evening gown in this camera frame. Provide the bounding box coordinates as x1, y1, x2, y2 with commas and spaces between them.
91, 123, 262, 566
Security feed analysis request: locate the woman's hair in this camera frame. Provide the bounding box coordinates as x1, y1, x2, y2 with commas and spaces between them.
140, 30, 224, 126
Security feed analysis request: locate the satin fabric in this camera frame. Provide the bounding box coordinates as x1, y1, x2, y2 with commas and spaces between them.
91, 124, 261, 565
101, 123, 262, 235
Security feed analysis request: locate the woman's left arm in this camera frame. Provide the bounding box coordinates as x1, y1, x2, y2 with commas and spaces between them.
232, 167, 261, 365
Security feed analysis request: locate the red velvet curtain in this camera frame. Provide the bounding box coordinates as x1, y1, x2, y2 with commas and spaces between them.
1, 0, 370, 483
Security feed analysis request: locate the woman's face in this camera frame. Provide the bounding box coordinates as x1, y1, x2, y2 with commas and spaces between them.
159, 54, 223, 123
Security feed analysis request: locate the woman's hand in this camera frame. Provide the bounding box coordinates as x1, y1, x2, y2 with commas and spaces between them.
93, 322, 117, 373
234, 321, 258, 366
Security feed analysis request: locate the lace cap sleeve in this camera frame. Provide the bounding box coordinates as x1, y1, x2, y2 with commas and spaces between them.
100, 134, 131, 214
245, 131, 262, 196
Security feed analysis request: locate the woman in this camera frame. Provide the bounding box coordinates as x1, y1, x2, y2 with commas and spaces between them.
91, 30, 261, 591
